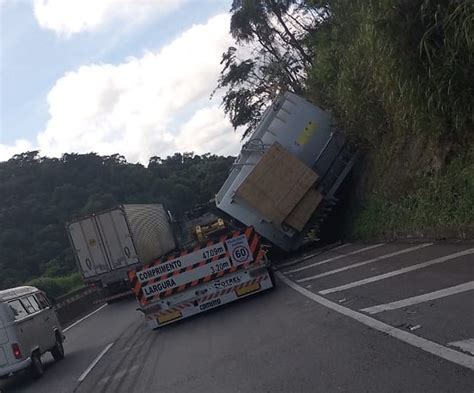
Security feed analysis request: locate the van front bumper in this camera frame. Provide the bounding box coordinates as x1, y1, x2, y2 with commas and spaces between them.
0, 357, 31, 377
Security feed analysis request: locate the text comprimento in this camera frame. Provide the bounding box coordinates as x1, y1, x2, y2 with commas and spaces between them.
137, 260, 182, 282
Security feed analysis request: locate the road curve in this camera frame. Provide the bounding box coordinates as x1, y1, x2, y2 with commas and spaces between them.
2, 241, 473, 393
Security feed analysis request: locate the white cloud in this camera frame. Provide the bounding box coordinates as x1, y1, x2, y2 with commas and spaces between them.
0, 139, 34, 161
30, 13, 241, 164
33, 0, 183, 36
177, 105, 240, 156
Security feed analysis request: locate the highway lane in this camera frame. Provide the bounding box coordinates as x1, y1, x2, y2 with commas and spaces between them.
75, 277, 473, 393
2, 241, 473, 392
0, 298, 141, 393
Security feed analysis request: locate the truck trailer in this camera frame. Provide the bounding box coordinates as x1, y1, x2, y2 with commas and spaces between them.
216, 92, 357, 251
66, 204, 176, 301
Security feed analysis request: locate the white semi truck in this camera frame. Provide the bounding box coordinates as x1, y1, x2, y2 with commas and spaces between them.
66, 204, 176, 301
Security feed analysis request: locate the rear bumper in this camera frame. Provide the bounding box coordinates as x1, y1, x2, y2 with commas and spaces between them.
0, 357, 31, 377
145, 269, 274, 329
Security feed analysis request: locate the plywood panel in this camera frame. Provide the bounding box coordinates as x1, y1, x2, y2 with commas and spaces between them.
284, 189, 324, 231
236, 143, 318, 224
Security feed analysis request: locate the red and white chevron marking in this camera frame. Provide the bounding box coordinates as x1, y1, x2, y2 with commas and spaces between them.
147, 275, 266, 320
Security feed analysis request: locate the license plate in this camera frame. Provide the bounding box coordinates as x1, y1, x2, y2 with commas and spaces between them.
158, 310, 182, 324
235, 282, 261, 297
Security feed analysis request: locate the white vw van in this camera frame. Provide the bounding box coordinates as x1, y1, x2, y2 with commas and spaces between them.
0, 286, 65, 379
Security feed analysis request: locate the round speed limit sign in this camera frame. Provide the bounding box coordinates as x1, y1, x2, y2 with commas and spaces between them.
232, 246, 249, 263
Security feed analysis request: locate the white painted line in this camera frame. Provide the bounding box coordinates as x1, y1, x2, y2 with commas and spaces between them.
285, 243, 385, 274
78, 342, 114, 382
330, 243, 354, 252
360, 281, 474, 314
298, 243, 433, 283
448, 339, 474, 356
277, 272, 474, 371
319, 248, 474, 294
277, 243, 353, 269
64, 303, 108, 332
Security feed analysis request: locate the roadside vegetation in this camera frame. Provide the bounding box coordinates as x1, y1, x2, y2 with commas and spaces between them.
26, 272, 83, 298
0, 152, 233, 292
217, 0, 473, 240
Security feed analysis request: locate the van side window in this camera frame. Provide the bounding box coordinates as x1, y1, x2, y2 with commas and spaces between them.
8, 300, 28, 320
20, 297, 37, 314
27, 296, 41, 312
35, 293, 50, 309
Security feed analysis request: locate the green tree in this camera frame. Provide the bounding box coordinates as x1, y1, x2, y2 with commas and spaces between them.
0, 151, 234, 289
215, 0, 317, 137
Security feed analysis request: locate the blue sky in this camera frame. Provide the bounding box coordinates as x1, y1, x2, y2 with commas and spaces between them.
0, 0, 241, 163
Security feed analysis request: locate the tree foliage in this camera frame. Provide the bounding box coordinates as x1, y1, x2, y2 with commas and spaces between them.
215, 0, 319, 138
0, 152, 234, 289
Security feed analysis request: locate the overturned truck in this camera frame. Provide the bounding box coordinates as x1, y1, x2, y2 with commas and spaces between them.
216, 92, 357, 251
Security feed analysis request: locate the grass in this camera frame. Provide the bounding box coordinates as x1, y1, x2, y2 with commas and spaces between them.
347, 149, 474, 239
305, 0, 473, 240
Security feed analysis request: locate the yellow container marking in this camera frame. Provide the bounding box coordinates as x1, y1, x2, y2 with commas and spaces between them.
296, 121, 317, 146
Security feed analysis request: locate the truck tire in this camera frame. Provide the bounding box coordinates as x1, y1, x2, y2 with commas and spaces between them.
51, 336, 65, 361
30, 352, 44, 379
268, 267, 277, 289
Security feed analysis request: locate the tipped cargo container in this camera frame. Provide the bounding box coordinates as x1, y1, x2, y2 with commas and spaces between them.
216, 92, 357, 251
66, 204, 176, 299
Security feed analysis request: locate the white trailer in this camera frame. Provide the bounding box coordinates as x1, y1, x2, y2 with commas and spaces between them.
66, 204, 176, 298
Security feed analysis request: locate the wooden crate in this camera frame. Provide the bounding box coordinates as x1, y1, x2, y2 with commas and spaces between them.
236, 143, 318, 224
284, 189, 324, 231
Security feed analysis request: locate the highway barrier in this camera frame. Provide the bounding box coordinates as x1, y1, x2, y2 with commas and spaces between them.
54, 286, 104, 326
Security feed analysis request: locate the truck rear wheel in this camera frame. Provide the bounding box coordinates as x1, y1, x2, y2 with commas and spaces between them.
268, 267, 277, 289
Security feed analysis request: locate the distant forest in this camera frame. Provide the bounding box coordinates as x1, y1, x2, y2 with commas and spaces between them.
0, 151, 234, 289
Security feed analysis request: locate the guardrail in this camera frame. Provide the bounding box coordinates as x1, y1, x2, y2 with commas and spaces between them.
54, 286, 104, 326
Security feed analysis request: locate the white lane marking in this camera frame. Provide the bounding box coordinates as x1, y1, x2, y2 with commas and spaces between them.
63, 303, 108, 332
319, 248, 474, 295
277, 272, 474, 371
360, 281, 474, 314
285, 243, 384, 274
330, 243, 354, 252
277, 243, 353, 269
448, 339, 474, 355
78, 342, 114, 382
298, 243, 433, 283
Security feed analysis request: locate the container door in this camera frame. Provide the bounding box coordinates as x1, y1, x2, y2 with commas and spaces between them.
67, 218, 111, 278
95, 209, 139, 270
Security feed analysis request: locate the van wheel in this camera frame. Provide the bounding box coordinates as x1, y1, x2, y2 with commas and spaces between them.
51, 336, 65, 361
30, 352, 44, 379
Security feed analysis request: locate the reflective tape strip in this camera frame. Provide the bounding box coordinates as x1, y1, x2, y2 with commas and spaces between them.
130, 227, 261, 305
147, 275, 267, 321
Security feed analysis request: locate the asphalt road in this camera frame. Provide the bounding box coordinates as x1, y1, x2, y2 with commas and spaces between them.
2, 241, 473, 393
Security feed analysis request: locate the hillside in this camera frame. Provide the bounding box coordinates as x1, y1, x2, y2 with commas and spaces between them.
217, 0, 473, 241
0, 151, 233, 290
305, 0, 474, 239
